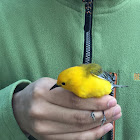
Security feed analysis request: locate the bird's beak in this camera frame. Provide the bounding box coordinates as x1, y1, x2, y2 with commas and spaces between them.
50, 84, 61, 90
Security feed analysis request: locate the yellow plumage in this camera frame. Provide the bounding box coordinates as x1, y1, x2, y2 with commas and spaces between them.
56, 63, 112, 98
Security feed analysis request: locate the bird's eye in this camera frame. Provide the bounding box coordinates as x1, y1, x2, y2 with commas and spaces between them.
62, 82, 65, 85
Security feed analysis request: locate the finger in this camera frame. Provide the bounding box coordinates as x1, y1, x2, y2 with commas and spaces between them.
33, 78, 117, 111
30, 102, 121, 132
105, 112, 122, 125
30, 119, 99, 135
104, 104, 122, 122
38, 123, 113, 140
30, 100, 120, 124
94, 104, 122, 126
49, 86, 117, 111
30, 101, 93, 124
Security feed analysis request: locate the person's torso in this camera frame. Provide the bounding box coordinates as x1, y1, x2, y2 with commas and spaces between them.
0, 0, 140, 139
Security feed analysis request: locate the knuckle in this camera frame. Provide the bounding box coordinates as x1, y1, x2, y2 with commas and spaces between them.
31, 121, 42, 134
29, 105, 42, 118
33, 85, 44, 99
31, 121, 49, 135
77, 134, 87, 140
75, 134, 86, 140
73, 112, 90, 126
94, 130, 101, 139
112, 104, 121, 117
77, 133, 96, 140
70, 96, 82, 109
93, 105, 100, 110
94, 100, 105, 110
95, 104, 102, 110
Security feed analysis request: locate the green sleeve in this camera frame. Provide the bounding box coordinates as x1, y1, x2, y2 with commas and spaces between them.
0, 80, 31, 140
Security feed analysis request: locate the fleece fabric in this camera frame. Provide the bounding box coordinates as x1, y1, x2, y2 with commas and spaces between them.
0, 0, 140, 140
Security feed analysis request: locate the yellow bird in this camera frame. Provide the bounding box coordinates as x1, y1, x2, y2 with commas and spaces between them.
50, 63, 126, 98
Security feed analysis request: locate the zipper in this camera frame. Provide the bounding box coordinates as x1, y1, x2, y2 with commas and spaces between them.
82, 0, 93, 64
82, 1, 115, 140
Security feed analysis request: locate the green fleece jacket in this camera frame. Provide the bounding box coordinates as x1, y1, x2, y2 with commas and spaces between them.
0, 0, 140, 140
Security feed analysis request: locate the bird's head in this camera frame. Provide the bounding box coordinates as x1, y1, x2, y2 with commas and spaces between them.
50, 66, 78, 91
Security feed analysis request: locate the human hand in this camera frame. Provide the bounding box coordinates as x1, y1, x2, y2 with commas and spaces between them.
12, 77, 121, 140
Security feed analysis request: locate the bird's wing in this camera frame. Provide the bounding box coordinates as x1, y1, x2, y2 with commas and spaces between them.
90, 68, 102, 77
90, 70, 96, 76
98, 71, 115, 83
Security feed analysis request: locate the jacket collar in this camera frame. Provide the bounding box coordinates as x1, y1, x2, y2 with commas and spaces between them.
93, 0, 129, 14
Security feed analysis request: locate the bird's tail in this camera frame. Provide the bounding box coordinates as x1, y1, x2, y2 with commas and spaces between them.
112, 84, 128, 89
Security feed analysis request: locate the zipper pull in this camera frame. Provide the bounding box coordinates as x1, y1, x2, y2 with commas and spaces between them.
82, 0, 93, 32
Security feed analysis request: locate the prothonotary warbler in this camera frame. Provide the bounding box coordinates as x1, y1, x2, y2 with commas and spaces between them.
50, 63, 127, 98
50, 63, 128, 125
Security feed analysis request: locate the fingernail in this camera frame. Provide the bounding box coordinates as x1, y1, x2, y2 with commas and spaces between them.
113, 106, 121, 116
105, 123, 113, 133
107, 99, 117, 108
